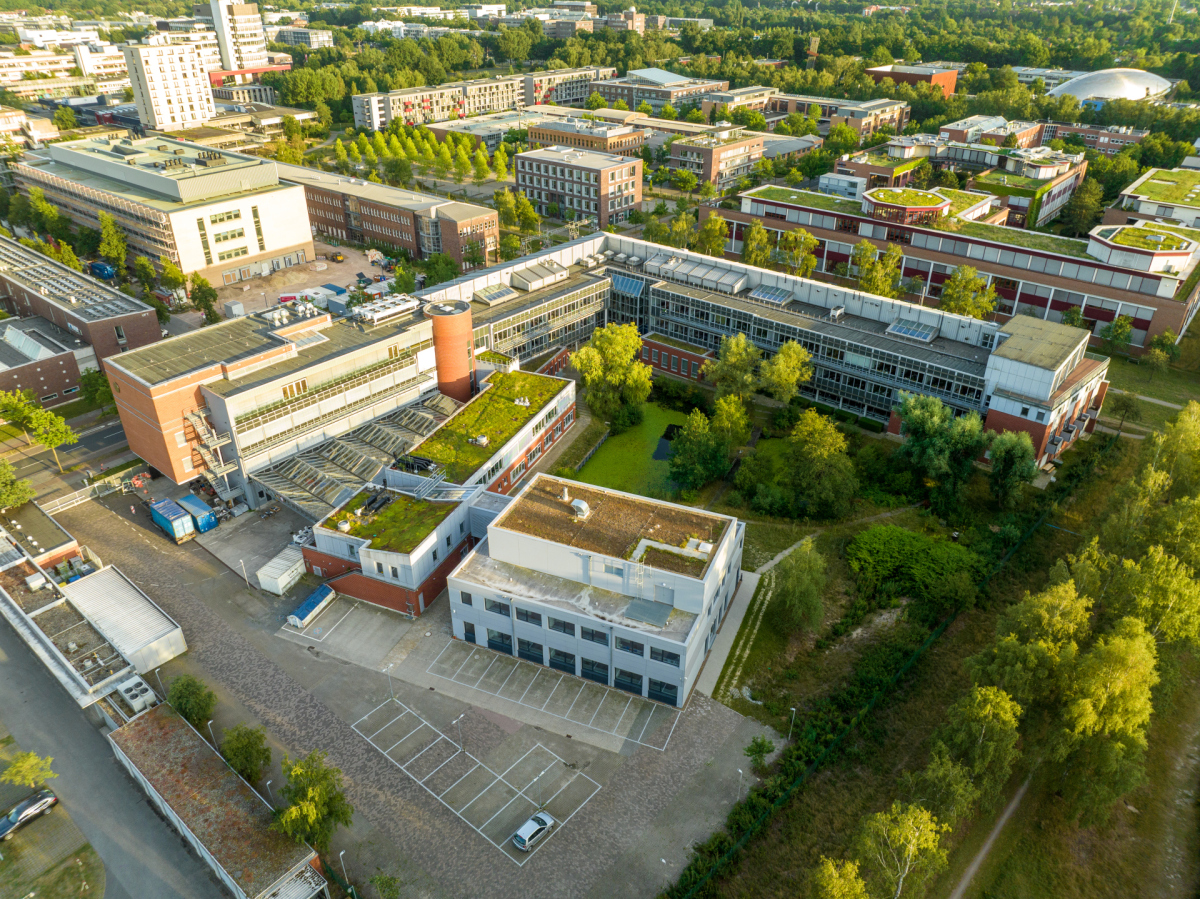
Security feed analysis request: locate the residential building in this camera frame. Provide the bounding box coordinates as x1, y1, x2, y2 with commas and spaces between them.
352, 76, 525, 130
838, 135, 1087, 228
699, 88, 910, 137
212, 82, 276, 104
278, 164, 499, 269
528, 117, 648, 155
701, 85, 777, 118
524, 65, 616, 106
546, 18, 592, 37
667, 124, 763, 190
865, 63, 958, 97
156, 20, 224, 72
0, 49, 79, 87
73, 43, 131, 86
0, 235, 162, 363
589, 67, 729, 114
14, 136, 314, 286
515, 146, 641, 226
110, 704, 327, 899
123, 39, 217, 132
449, 473, 744, 707
273, 26, 334, 48
704, 181, 1198, 351
203, 0, 268, 71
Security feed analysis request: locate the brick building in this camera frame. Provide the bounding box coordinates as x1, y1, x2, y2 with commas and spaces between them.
865, 63, 958, 97
667, 124, 763, 191
641, 333, 713, 380
515, 146, 641, 226
528, 117, 649, 155
523, 65, 616, 106
589, 67, 728, 114
938, 115, 1042, 147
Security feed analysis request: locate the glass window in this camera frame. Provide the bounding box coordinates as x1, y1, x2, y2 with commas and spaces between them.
485, 598, 510, 617
616, 637, 644, 656
516, 607, 542, 626
549, 617, 574, 635
518, 638, 543, 663
648, 678, 679, 705
549, 648, 575, 674
487, 629, 512, 654
581, 658, 609, 684
581, 626, 608, 646
461, 591, 473, 605
603, 562, 623, 577
651, 646, 680, 667
614, 668, 644, 694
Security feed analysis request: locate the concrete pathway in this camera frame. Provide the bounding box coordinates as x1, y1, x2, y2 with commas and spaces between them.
694, 570, 761, 697
947, 773, 1033, 899
1108, 387, 1184, 409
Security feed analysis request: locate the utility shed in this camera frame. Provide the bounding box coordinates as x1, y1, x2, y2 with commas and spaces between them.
256, 545, 306, 595
109, 704, 328, 899
60, 567, 187, 674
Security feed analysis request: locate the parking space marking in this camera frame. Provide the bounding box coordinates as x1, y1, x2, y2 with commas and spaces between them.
278, 600, 357, 644
352, 697, 601, 865
426, 642, 680, 751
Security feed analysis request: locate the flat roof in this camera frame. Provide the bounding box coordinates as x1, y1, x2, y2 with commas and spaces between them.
518, 145, 632, 169
412, 370, 566, 483
60, 566, 182, 660
111, 704, 318, 899
992, 315, 1084, 370
326, 489, 457, 553
1126, 168, 1200, 206
277, 164, 493, 221
495, 475, 730, 579
6, 500, 75, 559
0, 237, 151, 321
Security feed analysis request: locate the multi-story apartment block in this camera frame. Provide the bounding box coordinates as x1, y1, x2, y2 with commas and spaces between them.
0, 49, 79, 86
449, 473, 744, 707
838, 136, 1087, 228
668, 124, 763, 190
16, 27, 99, 48
73, 43, 131, 86
462, 4, 507, 16
528, 117, 648, 155
590, 67, 729, 114
0, 236, 162, 364
352, 76, 524, 130
13, 137, 313, 286
865, 63, 958, 97
156, 20, 224, 72
516, 147, 641, 226
205, 0, 268, 71
123, 39, 217, 132
706, 181, 1199, 351
278, 164, 498, 270
273, 26, 334, 48
524, 66, 616, 106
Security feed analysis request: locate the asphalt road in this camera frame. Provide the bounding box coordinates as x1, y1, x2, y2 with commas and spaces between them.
6, 420, 130, 497
0, 619, 227, 899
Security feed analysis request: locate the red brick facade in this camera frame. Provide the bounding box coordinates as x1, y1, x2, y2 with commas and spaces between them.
0, 350, 82, 407
488, 403, 576, 495
641, 336, 712, 381
534, 347, 571, 376
324, 535, 474, 616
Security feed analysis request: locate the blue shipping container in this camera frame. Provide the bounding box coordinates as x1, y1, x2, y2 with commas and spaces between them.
321, 283, 348, 296
176, 494, 218, 533
287, 585, 336, 629
149, 499, 195, 544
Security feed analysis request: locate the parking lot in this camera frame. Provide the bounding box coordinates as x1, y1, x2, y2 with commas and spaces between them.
278, 596, 413, 668
427, 640, 680, 751
353, 698, 601, 864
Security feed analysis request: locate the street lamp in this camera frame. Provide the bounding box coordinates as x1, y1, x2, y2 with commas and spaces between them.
383, 663, 394, 700
265, 780, 273, 805
788, 707, 797, 742
207, 719, 217, 746
339, 849, 348, 884
451, 713, 465, 752
737, 768, 744, 802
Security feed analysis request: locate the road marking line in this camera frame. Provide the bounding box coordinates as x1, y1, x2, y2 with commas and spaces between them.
382, 720, 425, 754
540, 674, 563, 710
563, 683, 586, 719
518, 669, 542, 705
420, 749, 462, 784
494, 659, 520, 695
470, 655, 498, 688
588, 692, 608, 727
401, 735, 447, 769
369, 711, 408, 740
352, 698, 391, 728
438, 762, 480, 798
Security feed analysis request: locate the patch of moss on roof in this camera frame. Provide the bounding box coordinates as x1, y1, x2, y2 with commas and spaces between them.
327, 490, 456, 553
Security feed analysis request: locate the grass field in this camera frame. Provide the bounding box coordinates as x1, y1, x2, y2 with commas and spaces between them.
574, 402, 686, 498
1105, 355, 1199, 408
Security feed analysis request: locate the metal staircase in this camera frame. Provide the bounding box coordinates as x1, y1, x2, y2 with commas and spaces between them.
185, 408, 242, 501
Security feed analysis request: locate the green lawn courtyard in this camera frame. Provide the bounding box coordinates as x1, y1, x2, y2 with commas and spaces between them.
574, 403, 687, 499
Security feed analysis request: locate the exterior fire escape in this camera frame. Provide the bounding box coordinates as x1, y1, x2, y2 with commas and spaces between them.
185, 409, 244, 502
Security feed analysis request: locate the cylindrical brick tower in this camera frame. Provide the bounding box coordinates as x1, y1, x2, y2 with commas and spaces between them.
427, 299, 474, 402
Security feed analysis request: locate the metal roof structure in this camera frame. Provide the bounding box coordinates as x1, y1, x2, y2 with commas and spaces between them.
0, 237, 150, 322
1047, 68, 1171, 102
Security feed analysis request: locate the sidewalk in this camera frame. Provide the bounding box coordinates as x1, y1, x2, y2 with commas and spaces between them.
694, 570, 761, 697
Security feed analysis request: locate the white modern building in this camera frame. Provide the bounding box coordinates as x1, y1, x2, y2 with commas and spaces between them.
449, 474, 745, 707
208, 0, 269, 71
123, 39, 217, 131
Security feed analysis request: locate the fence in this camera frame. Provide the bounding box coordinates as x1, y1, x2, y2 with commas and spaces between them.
573, 429, 610, 472
669, 434, 1118, 899
38, 465, 150, 515
321, 855, 361, 899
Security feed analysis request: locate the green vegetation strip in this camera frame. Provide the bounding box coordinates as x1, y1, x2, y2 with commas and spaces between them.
327, 491, 455, 553
952, 220, 1093, 258
555, 419, 610, 472
663, 436, 1117, 899
640, 545, 707, 577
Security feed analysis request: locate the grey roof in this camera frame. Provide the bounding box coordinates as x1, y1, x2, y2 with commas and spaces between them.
625, 67, 690, 86
1047, 68, 1171, 101
992, 315, 1084, 370
61, 566, 182, 661
0, 237, 150, 322
276, 164, 493, 221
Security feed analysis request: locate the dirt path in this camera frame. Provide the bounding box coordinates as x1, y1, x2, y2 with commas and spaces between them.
947, 774, 1033, 899
754, 505, 917, 575
1108, 387, 1184, 409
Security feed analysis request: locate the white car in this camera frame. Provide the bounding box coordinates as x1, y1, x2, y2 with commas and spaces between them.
511, 812, 555, 852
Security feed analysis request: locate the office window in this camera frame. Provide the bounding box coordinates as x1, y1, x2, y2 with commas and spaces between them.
581, 626, 608, 646
390, 566, 398, 579
461, 591, 473, 605
282, 378, 307, 400
518, 638, 543, 663
603, 562, 623, 577
581, 658, 609, 684
651, 646, 680, 667
549, 648, 575, 674
211, 209, 242, 224
485, 598, 510, 617
516, 607, 542, 626
616, 637, 644, 657
487, 629, 512, 654
376, 561, 384, 573
614, 668, 643, 694
648, 678, 679, 705
549, 617, 574, 635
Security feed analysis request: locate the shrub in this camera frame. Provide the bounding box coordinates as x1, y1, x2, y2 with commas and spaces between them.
858, 417, 885, 433
168, 674, 217, 730
609, 402, 644, 433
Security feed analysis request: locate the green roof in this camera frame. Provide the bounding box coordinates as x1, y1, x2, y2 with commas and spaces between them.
952, 220, 1094, 258
416, 370, 566, 483
327, 490, 456, 553
1099, 224, 1193, 251
974, 169, 1046, 191
867, 187, 948, 208
1130, 169, 1200, 205
646, 332, 710, 354
939, 188, 992, 215
747, 185, 860, 212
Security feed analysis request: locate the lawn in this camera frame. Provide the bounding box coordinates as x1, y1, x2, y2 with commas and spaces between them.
954, 219, 1093, 258
867, 187, 947, 207
574, 402, 687, 499
1104, 354, 1200, 408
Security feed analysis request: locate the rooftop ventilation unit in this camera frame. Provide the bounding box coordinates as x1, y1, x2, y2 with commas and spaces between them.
571, 498, 591, 519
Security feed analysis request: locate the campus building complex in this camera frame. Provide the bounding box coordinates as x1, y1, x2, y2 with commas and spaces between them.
205, 0, 268, 71
277, 164, 499, 270
515, 147, 642, 227
588, 67, 729, 114
667, 124, 763, 191
123, 39, 217, 131
865, 63, 958, 97
527, 117, 649, 156
939, 115, 1149, 156
272, 26, 334, 48
701, 88, 910, 137
524, 65, 616, 106
352, 76, 526, 130
12, 136, 314, 286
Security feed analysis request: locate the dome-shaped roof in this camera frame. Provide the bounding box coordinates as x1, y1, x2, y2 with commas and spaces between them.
1047, 68, 1171, 102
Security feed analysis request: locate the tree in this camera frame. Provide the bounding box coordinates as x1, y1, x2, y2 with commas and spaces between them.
938, 687, 1022, 808
685, 109, 706, 123
938, 265, 997, 320
0, 751, 56, 789
168, 674, 217, 730
1144, 346, 1170, 381
853, 241, 903, 298
895, 393, 992, 513
29, 406, 74, 472
0, 458, 34, 510
759, 341, 813, 404
515, 194, 540, 233
825, 123, 861, 157
79, 368, 116, 416
811, 857, 869, 899
463, 241, 485, 270
434, 143, 453, 180
98, 212, 127, 272
694, 213, 728, 257
1060, 305, 1085, 328
660, 103, 678, 121
988, 430, 1038, 508
669, 408, 728, 491
423, 253, 460, 286
671, 169, 698, 198
668, 212, 693, 248
744, 733, 775, 771
741, 220, 772, 269
703, 332, 761, 405
569, 322, 652, 421
776, 537, 826, 630
190, 275, 221, 325
158, 255, 186, 293
636, 100, 653, 115
585, 91, 606, 110
901, 743, 980, 824
710, 394, 750, 448
499, 233, 521, 260
789, 409, 859, 518
221, 723, 272, 785
334, 138, 348, 169
777, 227, 819, 278
52, 105, 76, 131
492, 143, 509, 181
273, 750, 354, 854
1107, 393, 1141, 433
1100, 314, 1133, 356
1059, 177, 1104, 236
493, 188, 517, 227
854, 802, 948, 899
1110, 546, 1200, 644
614, 99, 630, 111
1148, 328, 1181, 363
452, 145, 471, 183
0, 389, 38, 445
133, 255, 157, 292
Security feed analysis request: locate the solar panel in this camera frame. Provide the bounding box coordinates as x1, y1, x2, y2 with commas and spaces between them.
886, 319, 939, 343
748, 284, 793, 305
474, 283, 517, 306
610, 273, 645, 298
